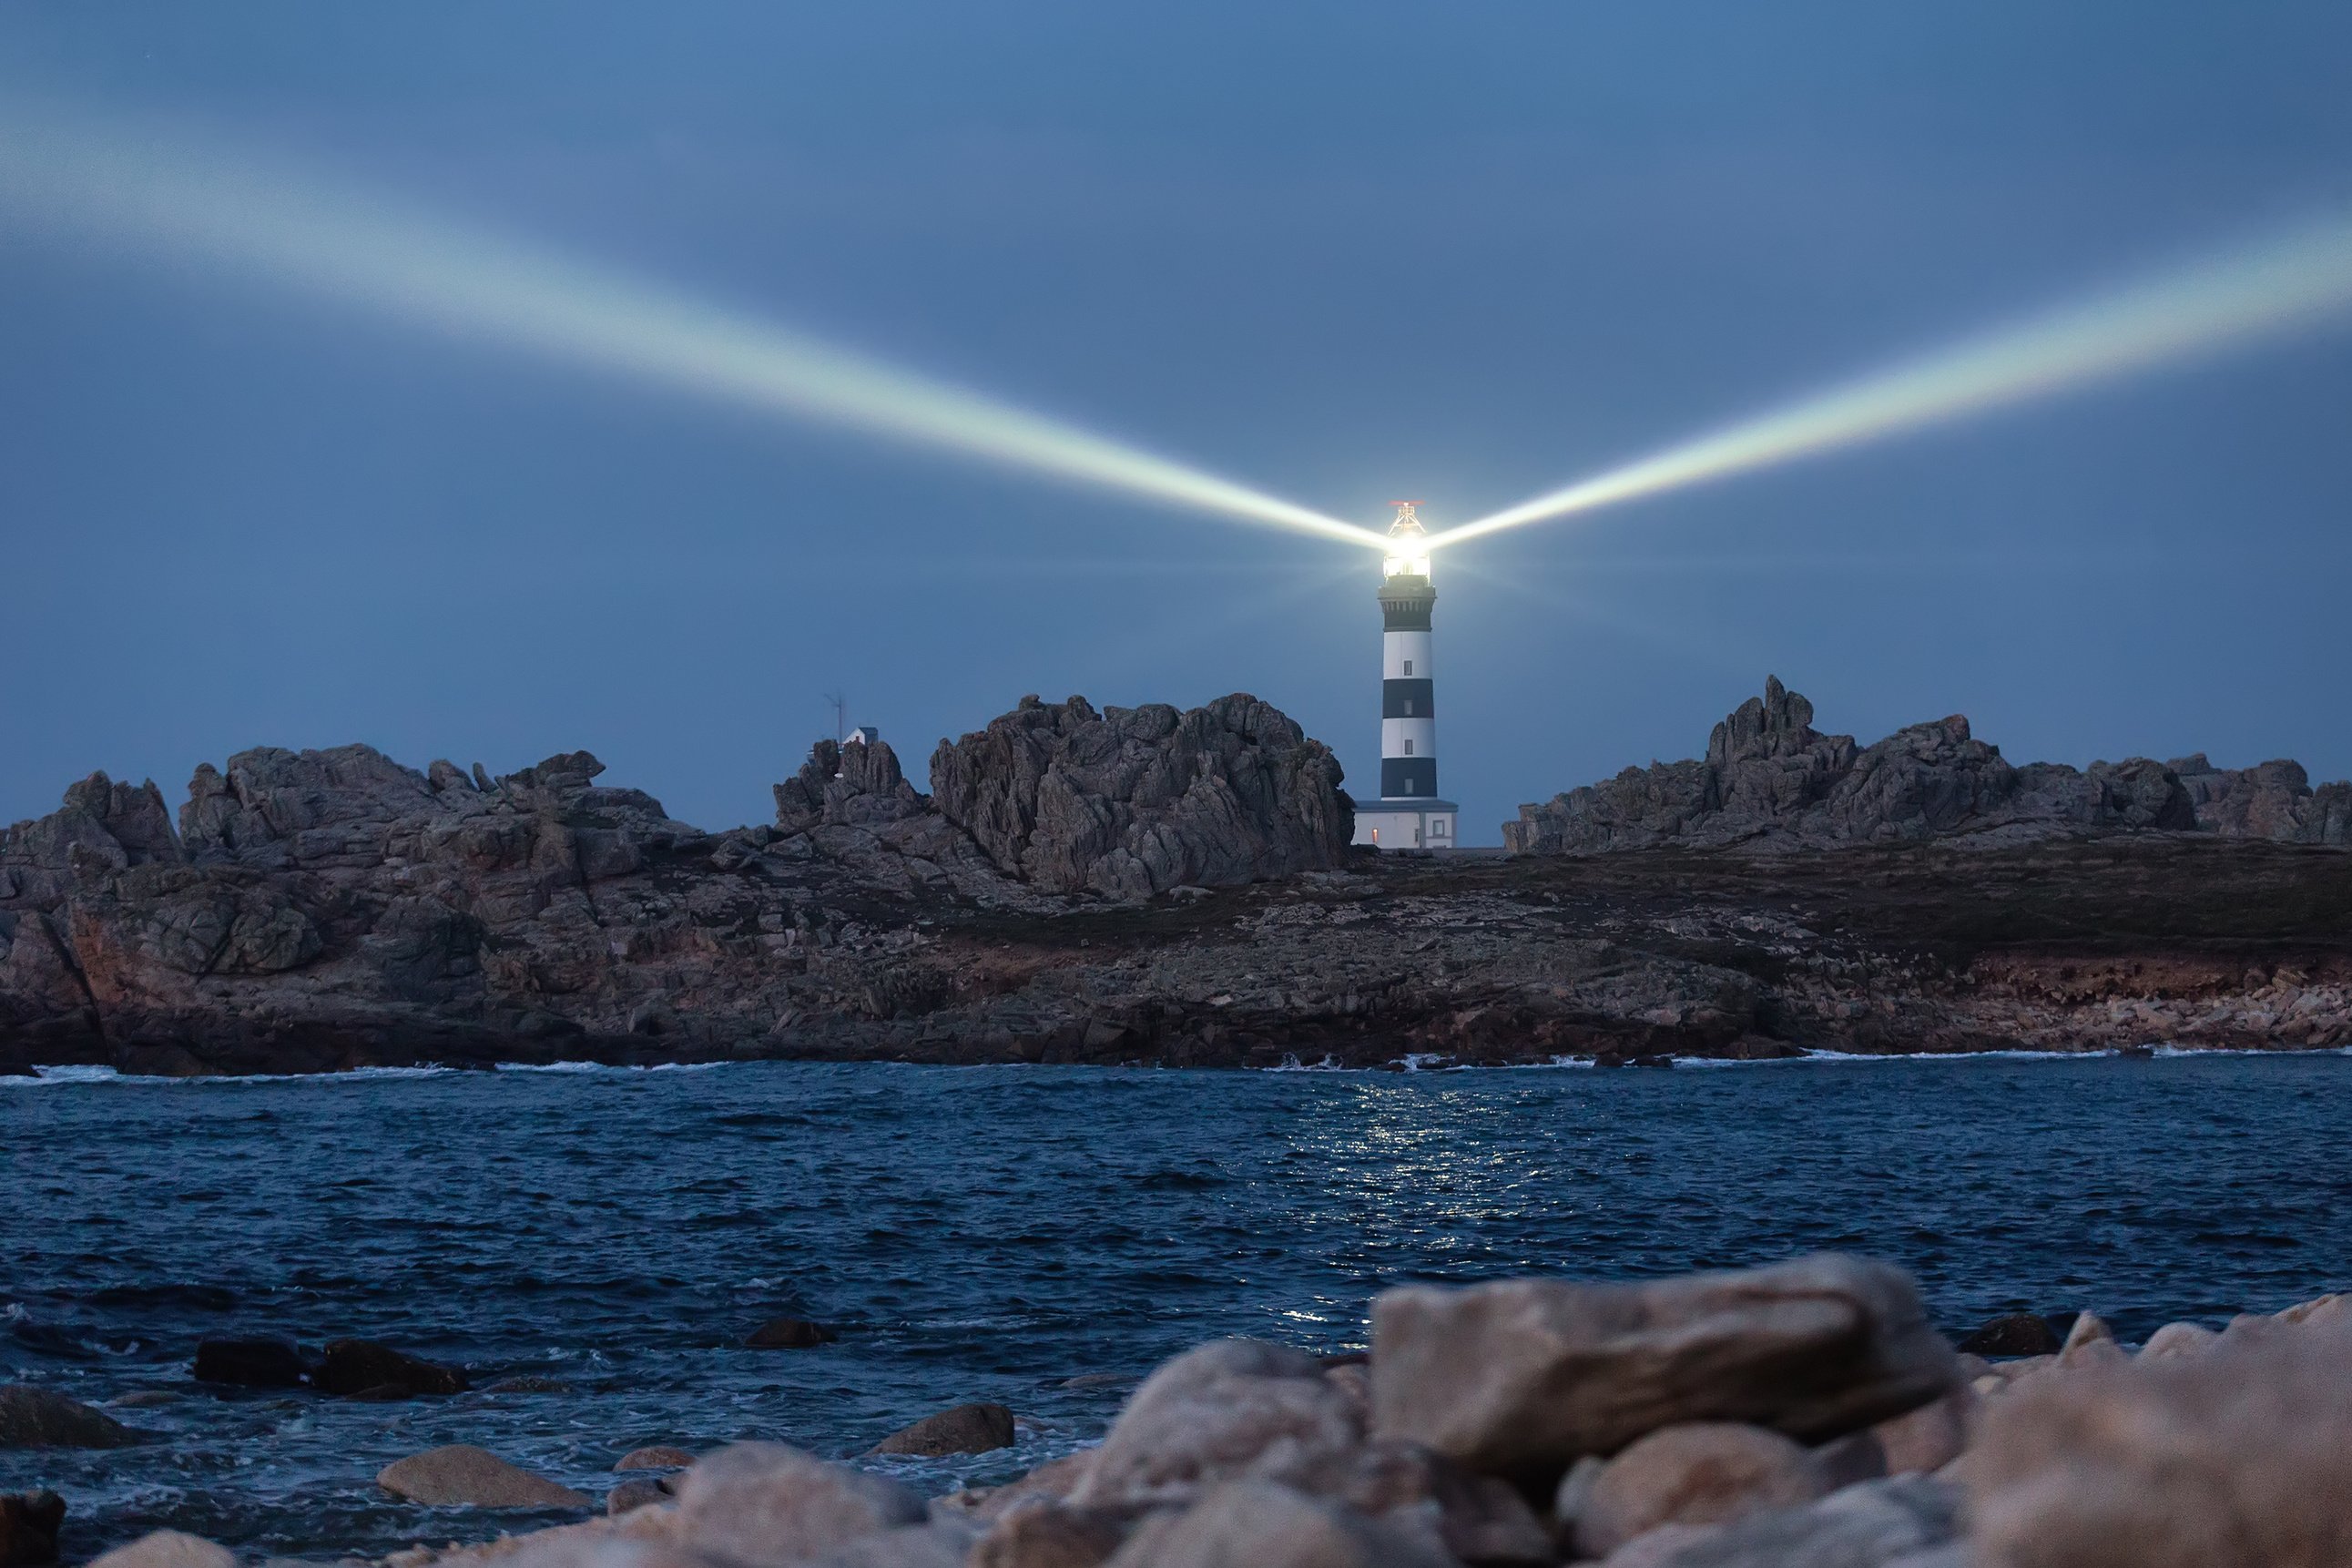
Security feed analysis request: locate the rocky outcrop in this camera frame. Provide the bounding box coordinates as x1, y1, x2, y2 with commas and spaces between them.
930, 694, 1353, 900
1369, 1255, 1959, 1485
7, 692, 2352, 1074
0, 694, 1354, 1070
0, 1388, 141, 1451
1505, 677, 2346, 853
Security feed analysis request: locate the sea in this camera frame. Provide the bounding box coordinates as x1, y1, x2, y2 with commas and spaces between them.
5, 1051, 2349, 1559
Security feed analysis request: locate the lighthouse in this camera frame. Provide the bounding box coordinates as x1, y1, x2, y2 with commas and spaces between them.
1352, 502, 1460, 850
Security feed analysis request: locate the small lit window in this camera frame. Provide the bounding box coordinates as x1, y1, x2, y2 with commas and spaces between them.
1402, 739, 1413, 755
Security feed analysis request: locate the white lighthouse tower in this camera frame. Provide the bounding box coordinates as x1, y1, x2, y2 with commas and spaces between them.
1352, 502, 1459, 850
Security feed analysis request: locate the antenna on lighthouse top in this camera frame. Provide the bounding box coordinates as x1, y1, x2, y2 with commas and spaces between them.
1388, 500, 1424, 535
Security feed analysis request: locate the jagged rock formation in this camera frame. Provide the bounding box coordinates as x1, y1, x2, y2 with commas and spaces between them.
1504, 677, 2350, 854
0, 694, 1357, 1071
6, 687, 2349, 1076
929, 694, 1352, 900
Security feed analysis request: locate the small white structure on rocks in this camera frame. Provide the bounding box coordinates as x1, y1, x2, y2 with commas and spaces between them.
1352, 502, 1459, 850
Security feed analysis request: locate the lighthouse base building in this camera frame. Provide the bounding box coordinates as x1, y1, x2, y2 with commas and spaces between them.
1352, 504, 1460, 851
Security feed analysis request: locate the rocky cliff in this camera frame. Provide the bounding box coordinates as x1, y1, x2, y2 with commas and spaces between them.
6, 686, 2350, 1075
1504, 677, 2352, 854
0, 694, 1355, 1072
930, 693, 1352, 900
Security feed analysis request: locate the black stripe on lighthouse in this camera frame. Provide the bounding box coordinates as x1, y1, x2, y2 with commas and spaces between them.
1380, 759, 1437, 798
1381, 678, 1434, 718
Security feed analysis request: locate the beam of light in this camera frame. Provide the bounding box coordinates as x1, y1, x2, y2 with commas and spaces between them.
1427, 217, 2352, 553
0, 101, 1387, 552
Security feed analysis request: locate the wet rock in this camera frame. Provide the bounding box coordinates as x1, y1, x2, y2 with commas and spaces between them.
606, 1480, 671, 1517
1370, 1255, 1959, 1485
1866, 1389, 1972, 1475
1072, 1339, 1364, 1508
803, 1523, 976, 1568
670, 1441, 925, 1568
1568, 1423, 1824, 1560
1598, 1475, 1960, 1568
746, 1317, 837, 1349
377, 1444, 591, 1509
193, 1337, 308, 1389
86, 1533, 238, 1568
314, 1339, 469, 1397
107, 1391, 185, 1409
968, 1452, 1100, 1522
969, 1502, 1128, 1568
1954, 1314, 2062, 1359
0, 1491, 64, 1568
1963, 1324, 2352, 1568
0, 1387, 141, 1449
867, 1401, 1017, 1458
1104, 1481, 1454, 1568
616, 1447, 697, 1471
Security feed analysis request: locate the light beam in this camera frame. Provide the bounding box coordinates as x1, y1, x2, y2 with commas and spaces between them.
1427, 217, 2352, 552
0, 103, 1386, 552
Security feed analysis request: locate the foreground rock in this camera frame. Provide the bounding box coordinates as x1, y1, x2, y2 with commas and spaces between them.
0, 1388, 139, 1450
192, 1337, 308, 1389
1964, 1319, 2352, 1568
377, 1446, 590, 1509
866, 1402, 1016, 1458
670, 1441, 927, 1565
746, 1318, 836, 1350
85, 1534, 236, 1568
0, 1492, 64, 1568
1564, 1423, 1825, 1559
614, 1446, 697, 1471
1598, 1475, 1962, 1568
314, 1339, 469, 1398
1105, 1481, 1454, 1568
1507, 677, 2352, 853
1370, 1255, 1958, 1485
111, 1257, 2352, 1568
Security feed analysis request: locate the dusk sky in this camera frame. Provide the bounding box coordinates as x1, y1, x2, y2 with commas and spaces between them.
5, 2, 2349, 841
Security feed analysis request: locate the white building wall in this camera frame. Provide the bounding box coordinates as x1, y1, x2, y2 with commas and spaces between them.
1382, 630, 1433, 680
1380, 717, 1438, 759
1351, 806, 1459, 849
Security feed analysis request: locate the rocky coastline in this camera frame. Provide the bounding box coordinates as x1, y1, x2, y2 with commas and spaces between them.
5, 686, 2348, 1077
10, 1254, 2347, 1567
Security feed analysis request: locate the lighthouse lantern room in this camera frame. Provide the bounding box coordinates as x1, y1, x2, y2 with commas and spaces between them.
1353, 502, 1460, 850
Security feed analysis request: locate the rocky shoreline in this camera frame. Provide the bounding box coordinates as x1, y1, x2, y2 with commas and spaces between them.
10, 1254, 2347, 1567
5, 687, 2348, 1077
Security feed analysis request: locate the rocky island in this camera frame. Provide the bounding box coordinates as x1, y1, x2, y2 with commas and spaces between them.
4, 683, 2347, 1076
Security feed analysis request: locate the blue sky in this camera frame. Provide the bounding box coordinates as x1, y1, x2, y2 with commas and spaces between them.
5, 2, 2349, 840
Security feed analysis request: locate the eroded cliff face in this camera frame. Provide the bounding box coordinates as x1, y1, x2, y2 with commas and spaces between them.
1504, 677, 2347, 853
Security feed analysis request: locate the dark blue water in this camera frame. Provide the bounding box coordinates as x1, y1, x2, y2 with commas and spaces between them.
5, 1054, 2350, 1559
